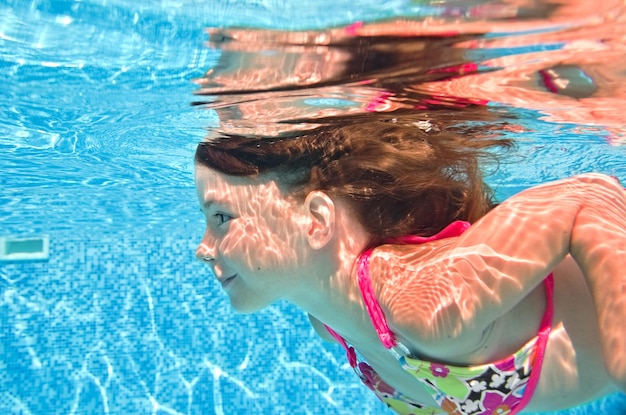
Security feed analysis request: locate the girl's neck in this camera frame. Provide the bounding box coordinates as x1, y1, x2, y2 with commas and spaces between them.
289, 217, 376, 343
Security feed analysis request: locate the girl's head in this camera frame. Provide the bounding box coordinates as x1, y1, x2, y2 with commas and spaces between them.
195, 119, 511, 245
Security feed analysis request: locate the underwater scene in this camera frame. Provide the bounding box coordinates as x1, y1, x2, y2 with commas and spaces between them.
1, 0, 626, 414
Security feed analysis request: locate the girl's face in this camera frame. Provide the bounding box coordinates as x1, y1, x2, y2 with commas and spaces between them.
194, 164, 310, 313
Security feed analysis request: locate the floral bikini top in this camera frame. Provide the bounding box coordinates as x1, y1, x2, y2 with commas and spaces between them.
325, 221, 554, 415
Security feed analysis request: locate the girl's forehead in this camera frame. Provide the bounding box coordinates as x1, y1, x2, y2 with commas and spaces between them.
195, 164, 256, 190
195, 164, 288, 206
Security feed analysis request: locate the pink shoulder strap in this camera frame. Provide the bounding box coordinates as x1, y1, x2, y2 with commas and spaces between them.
358, 221, 470, 349
517, 273, 554, 411
326, 219, 555, 377
324, 324, 358, 368
325, 221, 470, 363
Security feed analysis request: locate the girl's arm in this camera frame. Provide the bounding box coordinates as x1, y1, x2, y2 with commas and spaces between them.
373, 173, 626, 390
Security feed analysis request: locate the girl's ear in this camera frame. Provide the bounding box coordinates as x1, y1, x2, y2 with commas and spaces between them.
304, 191, 335, 249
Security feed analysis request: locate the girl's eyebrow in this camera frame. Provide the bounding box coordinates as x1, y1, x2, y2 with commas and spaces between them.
202, 198, 229, 210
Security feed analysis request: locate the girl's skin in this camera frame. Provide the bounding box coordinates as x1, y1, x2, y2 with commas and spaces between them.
195, 166, 626, 412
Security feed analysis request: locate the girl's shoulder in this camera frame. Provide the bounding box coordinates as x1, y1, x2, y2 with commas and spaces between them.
366, 239, 479, 353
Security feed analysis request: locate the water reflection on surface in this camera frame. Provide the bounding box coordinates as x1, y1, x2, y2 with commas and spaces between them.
193, 0, 626, 144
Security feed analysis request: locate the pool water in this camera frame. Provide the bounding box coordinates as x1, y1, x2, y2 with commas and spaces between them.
1, 1, 625, 414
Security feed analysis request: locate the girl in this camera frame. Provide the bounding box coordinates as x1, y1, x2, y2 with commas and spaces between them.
194, 120, 625, 414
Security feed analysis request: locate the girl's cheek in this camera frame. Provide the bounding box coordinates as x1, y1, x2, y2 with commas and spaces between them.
219, 223, 245, 253
220, 213, 298, 271
219, 221, 272, 263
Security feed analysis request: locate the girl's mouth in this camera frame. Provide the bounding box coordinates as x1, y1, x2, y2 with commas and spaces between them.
220, 274, 237, 288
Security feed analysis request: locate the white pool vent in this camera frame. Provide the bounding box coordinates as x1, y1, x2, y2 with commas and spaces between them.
0, 235, 50, 261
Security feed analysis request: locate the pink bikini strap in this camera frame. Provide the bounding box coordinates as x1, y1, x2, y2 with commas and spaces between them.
359, 221, 471, 349
382, 220, 470, 245
324, 324, 358, 368
516, 273, 554, 412
326, 219, 555, 381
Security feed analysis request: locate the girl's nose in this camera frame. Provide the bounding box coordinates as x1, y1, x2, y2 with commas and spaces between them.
196, 236, 218, 263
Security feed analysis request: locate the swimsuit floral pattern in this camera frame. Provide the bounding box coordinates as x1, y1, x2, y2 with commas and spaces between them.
398, 335, 538, 415
349, 333, 540, 415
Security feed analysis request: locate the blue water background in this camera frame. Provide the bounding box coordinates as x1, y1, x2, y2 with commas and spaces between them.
1, 1, 625, 414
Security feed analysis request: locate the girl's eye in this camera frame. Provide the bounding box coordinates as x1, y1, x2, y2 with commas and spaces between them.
214, 213, 232, 225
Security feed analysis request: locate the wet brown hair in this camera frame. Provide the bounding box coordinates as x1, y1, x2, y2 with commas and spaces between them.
195, 119, 513, 244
